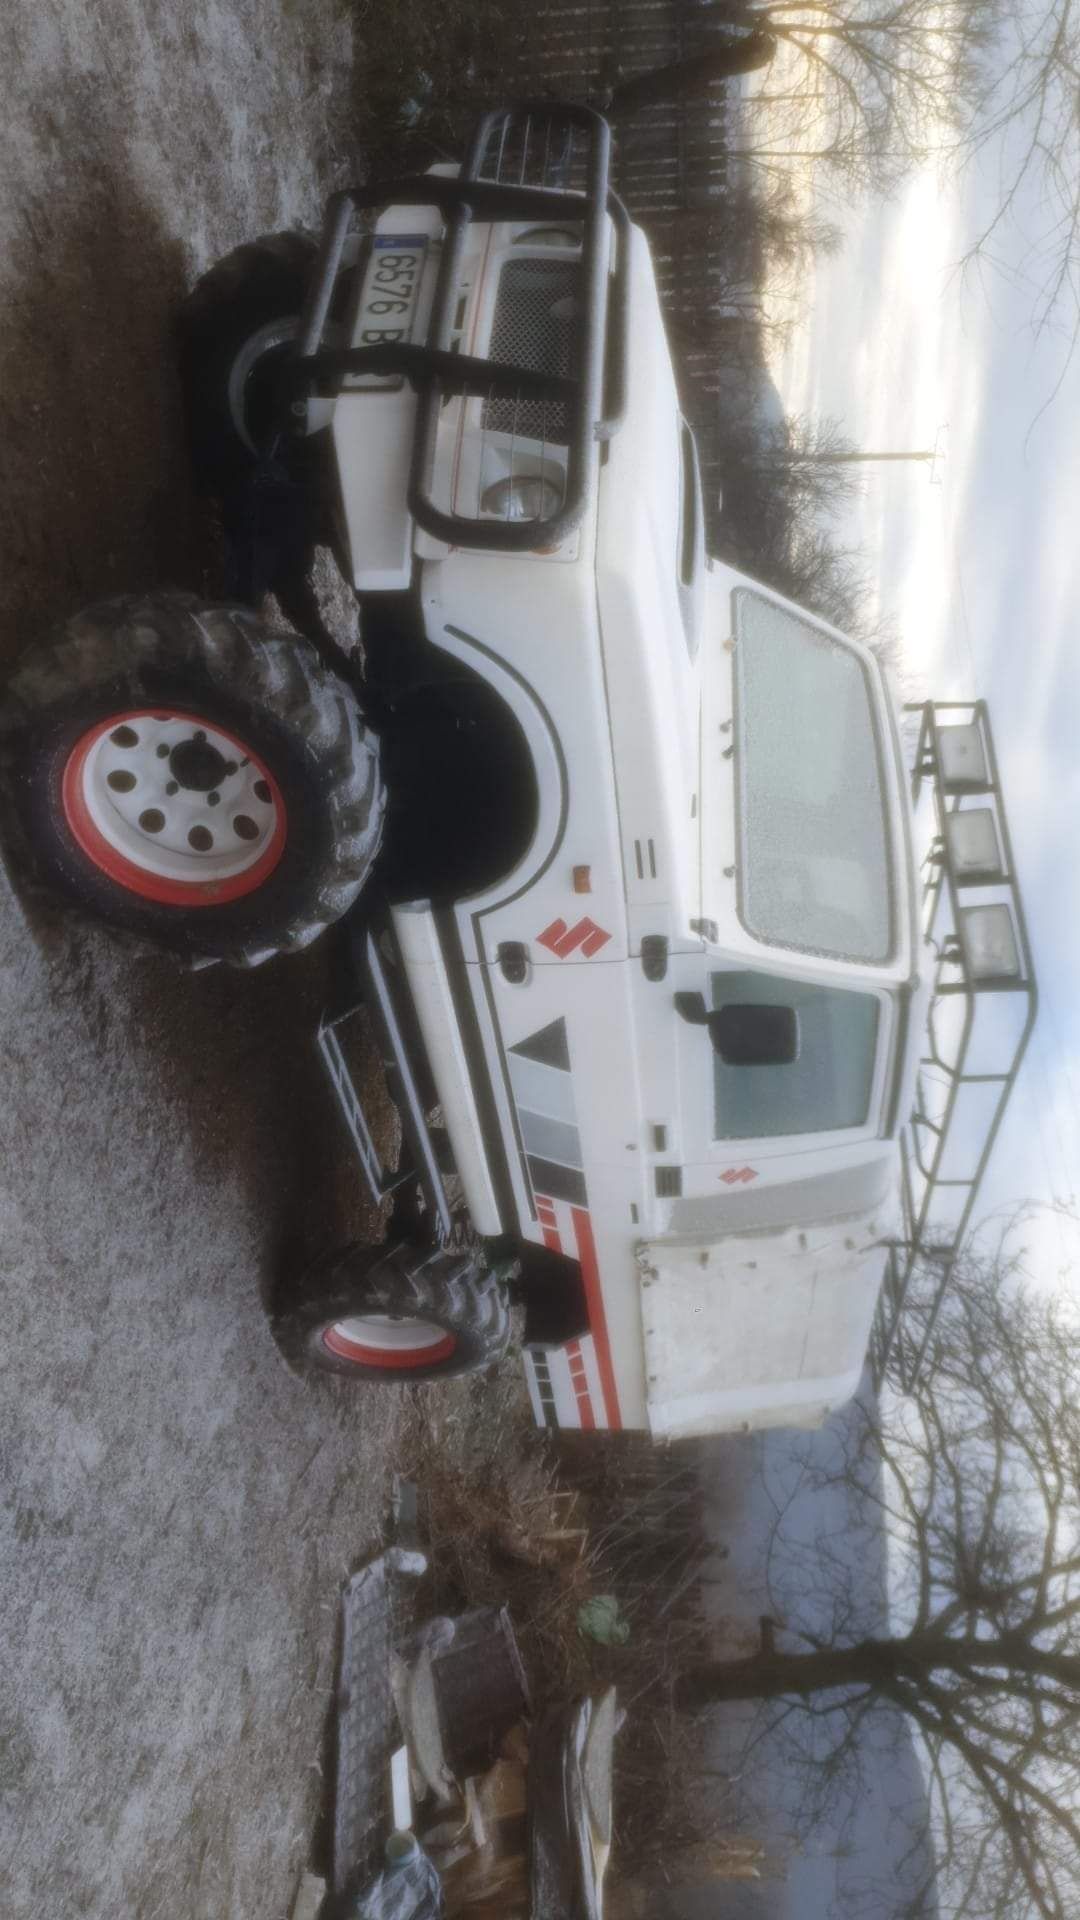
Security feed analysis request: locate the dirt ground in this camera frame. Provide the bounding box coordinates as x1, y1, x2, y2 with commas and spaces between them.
0, 4, 432, 1916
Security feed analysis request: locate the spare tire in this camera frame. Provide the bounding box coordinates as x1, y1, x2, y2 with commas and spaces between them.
0, 591, 384, 968
178, 229, 322, 493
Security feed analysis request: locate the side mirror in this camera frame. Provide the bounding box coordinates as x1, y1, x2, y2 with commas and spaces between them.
675, 993, 799, 1067
711, 1002, 799, 1066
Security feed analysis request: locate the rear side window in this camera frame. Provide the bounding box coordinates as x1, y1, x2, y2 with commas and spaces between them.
711, 970, 880, 1140
679, 424, 700, 586
677, 422, 703, 657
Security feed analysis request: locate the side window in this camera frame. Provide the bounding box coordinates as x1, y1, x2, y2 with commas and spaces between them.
710, 970, 880, 1140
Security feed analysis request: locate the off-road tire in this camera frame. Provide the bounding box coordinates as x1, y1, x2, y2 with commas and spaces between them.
275, 1239, 512, 1383
0, 592, 384, 968
178, 229, 320, 493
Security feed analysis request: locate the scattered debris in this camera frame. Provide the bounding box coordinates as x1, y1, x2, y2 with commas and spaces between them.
392, 1625, 459, 1808
335, 1556, 401, 1895
577, 1596, 630, 1647
529, 1691, 619, 1920
340, 1830, 443, 1920
316, 1482, 618, 1920
424, 1606, 530, 1776
290, 1869, 328, 1920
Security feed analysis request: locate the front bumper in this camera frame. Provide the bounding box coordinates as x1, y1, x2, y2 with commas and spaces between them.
287, 103, 629, 554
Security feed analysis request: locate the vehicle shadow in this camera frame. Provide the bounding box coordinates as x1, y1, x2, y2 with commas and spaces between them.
0, 158, 205, 675
0, 138, 390, 1322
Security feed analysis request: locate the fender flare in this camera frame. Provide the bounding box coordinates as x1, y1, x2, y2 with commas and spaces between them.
424, 621, 569, 915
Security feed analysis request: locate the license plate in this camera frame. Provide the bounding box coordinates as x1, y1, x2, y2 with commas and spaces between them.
347, 233, 429, 390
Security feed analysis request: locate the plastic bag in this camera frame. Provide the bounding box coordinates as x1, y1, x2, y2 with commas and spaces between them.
577, 1596, 630, 1646
340, 1834, 443, 1920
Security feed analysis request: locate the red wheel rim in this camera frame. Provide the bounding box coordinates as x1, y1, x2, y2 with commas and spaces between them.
61, 709, 287, 907
322, 1317, 457, 1369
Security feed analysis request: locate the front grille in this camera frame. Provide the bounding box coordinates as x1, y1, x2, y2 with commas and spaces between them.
482, 258, 577, 442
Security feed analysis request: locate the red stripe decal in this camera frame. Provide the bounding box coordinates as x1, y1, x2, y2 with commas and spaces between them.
534, 1190, 557, 1251
565, 1339, 595, 1431
570, 1208, 621, 1428
535, 1193, 561, 1253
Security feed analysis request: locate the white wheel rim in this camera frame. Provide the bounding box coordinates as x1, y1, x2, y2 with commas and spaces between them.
228, 316, 344, 453
67, 712, 283, 887
228, 316, 300, 454
322, 1313, 456, 1369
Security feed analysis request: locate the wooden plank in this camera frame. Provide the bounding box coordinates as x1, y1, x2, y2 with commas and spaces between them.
290, 1875, 327, 1920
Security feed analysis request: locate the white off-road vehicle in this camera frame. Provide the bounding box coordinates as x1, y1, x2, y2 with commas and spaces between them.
1, 106, 929, 1436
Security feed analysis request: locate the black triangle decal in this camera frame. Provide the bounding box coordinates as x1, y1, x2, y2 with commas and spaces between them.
510, 1018, 570, 1071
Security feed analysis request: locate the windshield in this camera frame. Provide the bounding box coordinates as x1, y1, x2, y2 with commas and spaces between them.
733, 590, 893, 962
711, 970, 880, 1140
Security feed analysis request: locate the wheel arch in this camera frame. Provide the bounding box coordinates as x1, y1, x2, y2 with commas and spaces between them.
411, 619, 568, 910
519, 1240, 591, 1346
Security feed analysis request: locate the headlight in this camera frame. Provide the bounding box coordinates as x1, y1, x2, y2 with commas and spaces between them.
480, 474, 563, 522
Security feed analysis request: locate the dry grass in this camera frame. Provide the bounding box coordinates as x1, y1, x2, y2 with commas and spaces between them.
401, 1377, 751, 1885
404, 1365, 597, 1706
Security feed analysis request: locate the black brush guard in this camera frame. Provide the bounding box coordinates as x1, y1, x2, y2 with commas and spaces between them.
286, 103, 629, 551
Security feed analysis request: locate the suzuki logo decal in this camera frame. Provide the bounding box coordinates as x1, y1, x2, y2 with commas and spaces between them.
720, 1166, 759, 1185
537, 917, 612, 959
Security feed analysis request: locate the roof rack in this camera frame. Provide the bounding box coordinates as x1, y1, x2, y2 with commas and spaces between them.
872, 700, 1038, 1391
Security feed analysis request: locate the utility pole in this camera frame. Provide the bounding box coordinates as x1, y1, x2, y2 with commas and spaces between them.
759, 425, 948, 482
785, 449, 936, 464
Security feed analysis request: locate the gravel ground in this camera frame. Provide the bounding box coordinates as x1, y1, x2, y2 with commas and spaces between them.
0, 4, 421, 1916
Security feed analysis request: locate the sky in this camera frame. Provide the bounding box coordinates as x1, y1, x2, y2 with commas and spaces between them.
770, 146, 1080, 1287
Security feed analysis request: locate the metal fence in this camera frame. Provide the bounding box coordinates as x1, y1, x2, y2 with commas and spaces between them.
488, 1, 753, 529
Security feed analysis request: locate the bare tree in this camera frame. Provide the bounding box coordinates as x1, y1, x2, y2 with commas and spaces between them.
958, 2, 1080, 346
609, 2, 998, 190
751, 410, 864, 506
712, 408, 903, 653
609, 2, 1080, 342
714, 410, 862, 537
645, 176, 842, 292
676, 1242, 1080, 1919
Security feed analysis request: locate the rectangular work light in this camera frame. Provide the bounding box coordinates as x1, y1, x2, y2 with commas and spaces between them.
958, 904, 1021, 983
944, 808, 1004, 884
937, 723, 989, 792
